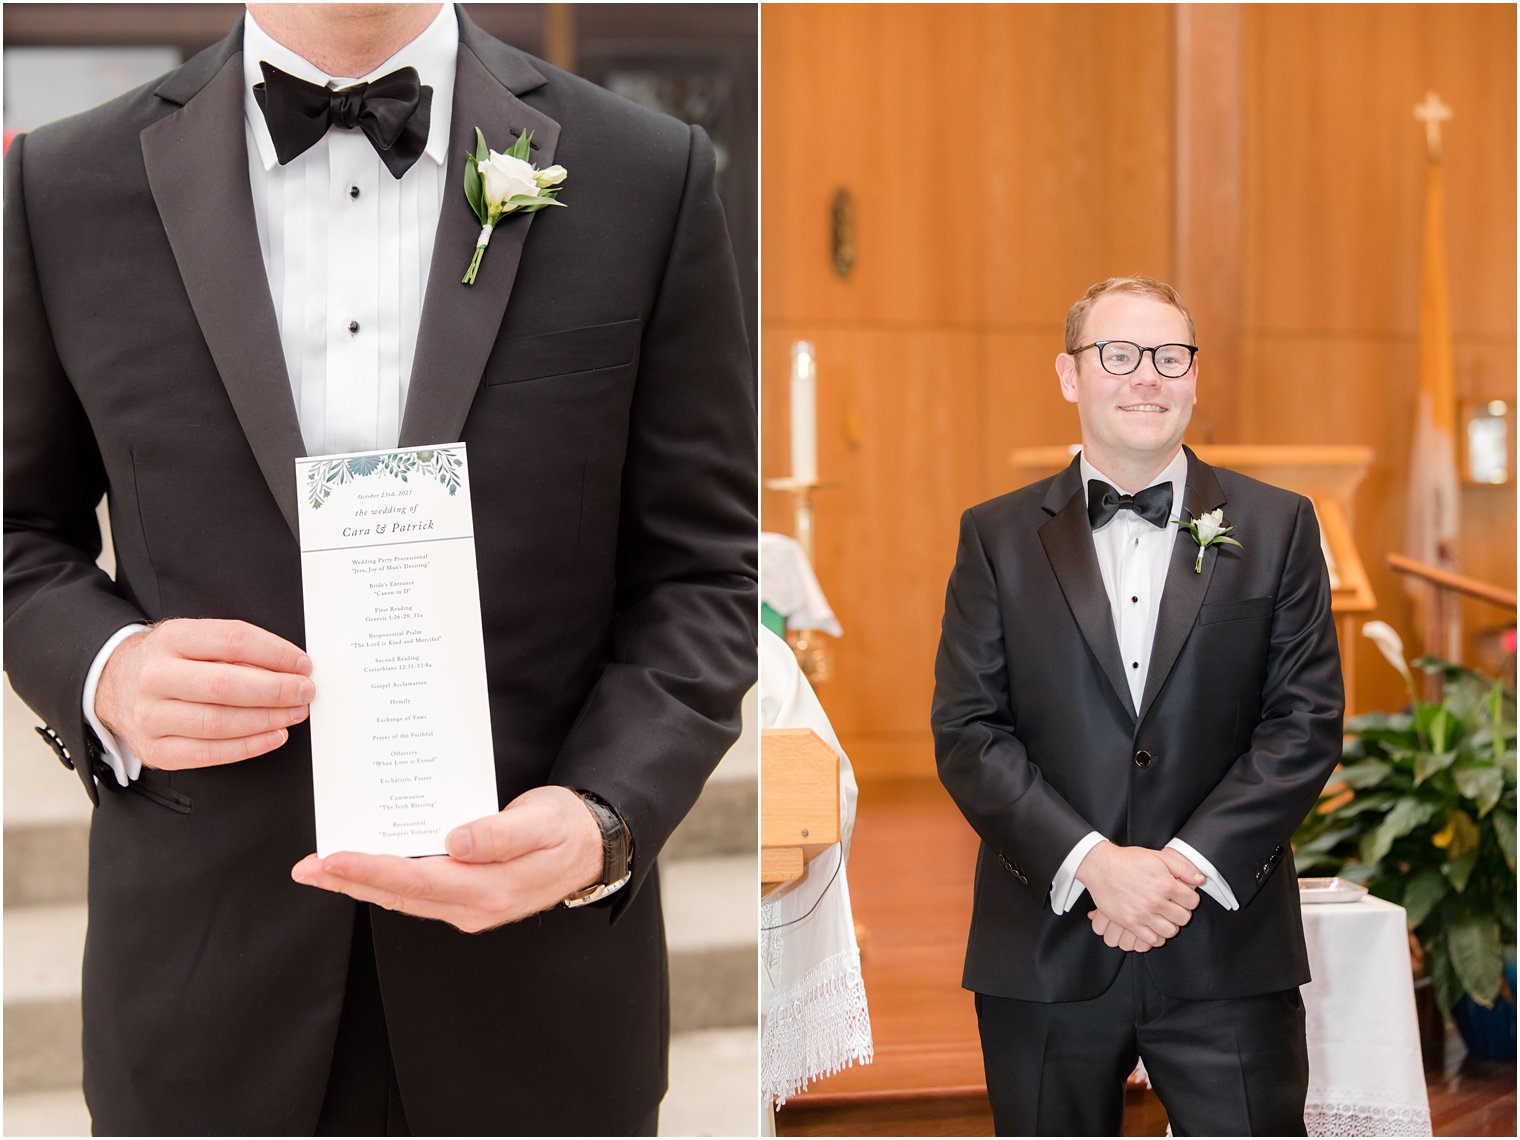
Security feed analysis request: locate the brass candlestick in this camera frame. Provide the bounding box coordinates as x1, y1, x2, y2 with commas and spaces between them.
765, 476, 837, 685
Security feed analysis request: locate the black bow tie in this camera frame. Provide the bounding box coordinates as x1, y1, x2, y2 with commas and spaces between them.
1087, 480, 1173, 530
253, 62, 432, 180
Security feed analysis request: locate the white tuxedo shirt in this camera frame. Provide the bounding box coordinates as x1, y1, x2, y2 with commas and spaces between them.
1048, 448, 1239, 914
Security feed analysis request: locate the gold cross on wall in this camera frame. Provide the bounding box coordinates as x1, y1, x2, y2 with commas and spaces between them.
1413, 91, 1453, 160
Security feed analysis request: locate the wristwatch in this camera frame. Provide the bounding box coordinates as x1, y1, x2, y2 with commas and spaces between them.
561, 790, 633, 908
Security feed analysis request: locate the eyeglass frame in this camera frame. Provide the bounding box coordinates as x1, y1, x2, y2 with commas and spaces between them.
1070, 340, 1199, 378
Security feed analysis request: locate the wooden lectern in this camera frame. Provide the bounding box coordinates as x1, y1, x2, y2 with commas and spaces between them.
760, 728, 841, 893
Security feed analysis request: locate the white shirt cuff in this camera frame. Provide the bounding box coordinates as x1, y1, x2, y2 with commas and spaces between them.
1050, 830, 1106, 915
1167, 837, 1239, 911
82, 625, 149, 787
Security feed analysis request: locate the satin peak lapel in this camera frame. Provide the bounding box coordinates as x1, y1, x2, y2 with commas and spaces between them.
141, 46, 306, 539
1039, 461, 1137, 721
1137, 449, 1228, 723
399, 38, 560, 448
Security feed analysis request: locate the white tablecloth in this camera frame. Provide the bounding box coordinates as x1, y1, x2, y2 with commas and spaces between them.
1301, 895, 1433, 1136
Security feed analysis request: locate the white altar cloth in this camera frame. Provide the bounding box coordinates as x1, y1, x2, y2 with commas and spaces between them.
1300, 894, 1432, 1136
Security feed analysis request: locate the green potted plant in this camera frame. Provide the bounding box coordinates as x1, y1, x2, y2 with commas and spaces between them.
1293, 621, 1516, 1056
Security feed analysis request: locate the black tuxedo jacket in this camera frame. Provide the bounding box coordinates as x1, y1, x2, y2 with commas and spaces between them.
4, 11, 755, 1134
932, 449, 1342, 1005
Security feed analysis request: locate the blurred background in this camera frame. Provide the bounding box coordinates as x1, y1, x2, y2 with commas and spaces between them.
759, 4, 1515, 1135
2, 4, 757, 1135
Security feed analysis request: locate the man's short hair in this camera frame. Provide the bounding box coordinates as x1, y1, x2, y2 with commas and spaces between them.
1064, 276, 1198, 354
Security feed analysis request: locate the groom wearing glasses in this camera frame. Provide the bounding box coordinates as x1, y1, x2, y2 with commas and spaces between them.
933, 276, 1342, 1135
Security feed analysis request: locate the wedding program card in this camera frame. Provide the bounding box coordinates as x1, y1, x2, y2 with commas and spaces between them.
296, 444, 497, 857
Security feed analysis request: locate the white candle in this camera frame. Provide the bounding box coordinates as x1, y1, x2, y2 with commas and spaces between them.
791, 340, 817, 483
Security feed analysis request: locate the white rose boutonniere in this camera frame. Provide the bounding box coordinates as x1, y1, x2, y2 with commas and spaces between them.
461, 128, 567, 285
1174, 507, 1242, 573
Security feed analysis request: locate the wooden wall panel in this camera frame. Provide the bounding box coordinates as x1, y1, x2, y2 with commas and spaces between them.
764, 326, 984, 742
762, 5, 1177, 333
982, 332, 1082, 467
1242, 5, 1515, 341
1174, 5, 1245, 439
976, 5, 1177, 330
762, 3, 1515, 779
760, 5, 986, 328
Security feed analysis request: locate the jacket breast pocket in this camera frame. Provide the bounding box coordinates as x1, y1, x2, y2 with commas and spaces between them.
485, 318, 642, 386
1198, 595, 1274, 625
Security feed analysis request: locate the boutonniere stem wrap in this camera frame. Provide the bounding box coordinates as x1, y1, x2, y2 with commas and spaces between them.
461, 127, 567, 285
1174, 508, 1242, 573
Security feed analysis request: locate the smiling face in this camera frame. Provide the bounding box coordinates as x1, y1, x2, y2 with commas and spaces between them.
1054, 291, 1197, 486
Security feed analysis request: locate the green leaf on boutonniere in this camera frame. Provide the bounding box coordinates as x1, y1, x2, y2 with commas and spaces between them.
504, 192, 565, 213
464, 159, 483, 221
474, 126, 489, 165
506, 129, 533, 161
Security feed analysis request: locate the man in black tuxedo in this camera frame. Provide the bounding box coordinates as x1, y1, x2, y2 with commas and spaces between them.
932, 277, 1343, 1135
5, 4, 754, 1134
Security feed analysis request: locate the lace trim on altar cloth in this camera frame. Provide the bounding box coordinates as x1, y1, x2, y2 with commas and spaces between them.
1144, 1076, 1432, 1137
1303, 1095, 1432, 1137
761, 947, 875, 1106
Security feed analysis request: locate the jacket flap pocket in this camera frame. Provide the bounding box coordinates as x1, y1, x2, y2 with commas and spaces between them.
488, 318, 641, 386
128, 771, 193, 814
1198, 595, 1274, 625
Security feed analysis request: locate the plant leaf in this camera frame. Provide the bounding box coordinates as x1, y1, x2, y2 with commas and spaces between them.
1446, 850, 1478, 892
1336, 758, 1393, 788
1447, 913, 1504, 1006
1414, 748, 1459, 784
1347, 711, 1417, 746
1295, 823, 1361, 855
1429, 943, 1461, 1022
1451, 765, 1505, 817
1327, 793, 1399, 820
1339, 861, 1377, 885
1493, 809, 1516, 871
1360, 796, 1440, 865
1415, 704, 1462, 754
1402, 868, 1447, 929
507, 129, 532, 161
474, 126, 488, 164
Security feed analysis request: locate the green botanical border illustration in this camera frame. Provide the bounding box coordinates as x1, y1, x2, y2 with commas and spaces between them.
304, 448, 464, 509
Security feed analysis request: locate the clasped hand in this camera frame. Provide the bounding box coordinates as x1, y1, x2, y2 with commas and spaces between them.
292, 786, 606, 933
1076, 841, 1205, 953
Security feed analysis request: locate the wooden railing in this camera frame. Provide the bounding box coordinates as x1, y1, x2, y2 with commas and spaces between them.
1387, 554, 1518, 612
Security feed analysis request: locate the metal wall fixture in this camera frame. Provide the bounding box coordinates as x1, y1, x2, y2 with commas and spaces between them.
830, 187, 856, 281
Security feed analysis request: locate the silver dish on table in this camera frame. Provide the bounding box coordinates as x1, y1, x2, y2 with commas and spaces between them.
1297, 877, 1369, 903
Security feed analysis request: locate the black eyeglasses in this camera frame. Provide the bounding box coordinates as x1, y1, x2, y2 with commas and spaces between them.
1072, 341, 1198, 378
